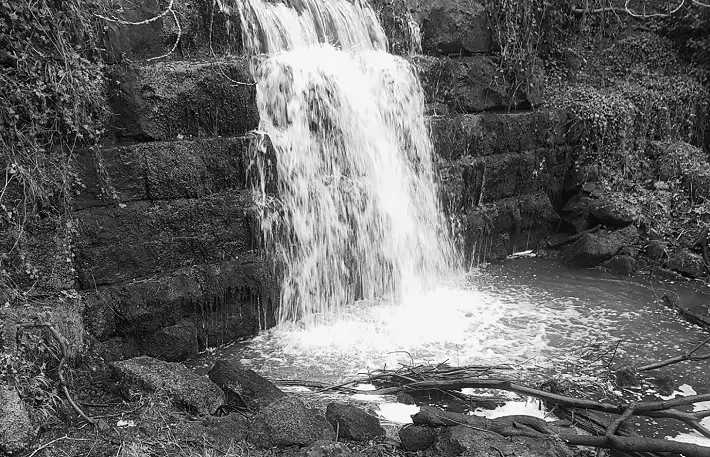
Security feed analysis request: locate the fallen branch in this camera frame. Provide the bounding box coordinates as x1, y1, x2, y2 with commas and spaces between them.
372, 378, 710, 437
17, 322, 97, 426
414, 406, 710, 457
637, 335, 710, 371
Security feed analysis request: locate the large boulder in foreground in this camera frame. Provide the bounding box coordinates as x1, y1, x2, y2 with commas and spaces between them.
563, 225, 639, 268
667, 248, 707, 278
248, 396, 335, 448
325, 402, 386, 441
433, 425, 573, 457
112, 356, 225, 415
0, 386, 35, 455
208, 360, 286, 410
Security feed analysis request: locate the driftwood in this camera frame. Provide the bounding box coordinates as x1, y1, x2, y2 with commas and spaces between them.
413, 406, 710, 457
637, 335, 710, 371
16, 322, 96, 426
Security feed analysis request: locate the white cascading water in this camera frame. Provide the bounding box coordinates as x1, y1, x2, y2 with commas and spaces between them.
236, 0, 456, 322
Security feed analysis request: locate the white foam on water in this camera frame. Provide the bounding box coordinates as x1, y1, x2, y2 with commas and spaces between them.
472, 397, 553, 421
377, 403, 420, 424
227, 274, 623, 382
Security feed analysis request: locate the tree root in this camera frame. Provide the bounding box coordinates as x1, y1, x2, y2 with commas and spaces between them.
16, 322, 97, 426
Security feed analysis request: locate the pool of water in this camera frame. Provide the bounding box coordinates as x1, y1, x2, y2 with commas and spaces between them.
189, 257, 710, 443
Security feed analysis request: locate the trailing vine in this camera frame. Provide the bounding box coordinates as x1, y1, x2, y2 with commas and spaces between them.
0, 0, 108, 297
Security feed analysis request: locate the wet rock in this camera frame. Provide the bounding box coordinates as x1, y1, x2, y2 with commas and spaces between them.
644, 240, 668, 261
667, 248, 706, 278
248, 396, 335, 448
208, 360, 286, 410
0, 386, 35, 455
601, 255, 636, 276
112, 356, 225, 415
433, 425, 573, 457
74, 191, 257, 287
107, 59, 257, 142
399, 425, 437, 451
325, 402, 385, 441
302, 440, 353, 457
179, 414, 249, 448
562, 225, 639, 268
411, 0, 491, 55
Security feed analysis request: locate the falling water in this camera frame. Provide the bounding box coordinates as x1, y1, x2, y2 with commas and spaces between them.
240, 0, 455, 322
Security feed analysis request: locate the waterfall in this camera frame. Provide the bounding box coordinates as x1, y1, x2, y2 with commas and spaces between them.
240, 0, 456, 323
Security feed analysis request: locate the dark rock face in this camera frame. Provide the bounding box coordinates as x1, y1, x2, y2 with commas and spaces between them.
0, 386, 35, 455
667, 248, 706, 278
325, 402, 386, 441
433, 425, 573, 457
107, 59, 258, 142
111, 356, 226, 415
247, 396, 335, 448
399, 425, 437, 451
208, 360, 286, 410
563, 226, 639, 268
416, 56, 543, 113
429, 111, 567, 160
411, 0, 491, 56
465, 192, 561, 262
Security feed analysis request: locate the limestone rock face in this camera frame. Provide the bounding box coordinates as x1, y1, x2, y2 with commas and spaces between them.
410, 0, 491, 56
112, 356, 226, 415
0, 386, 35, 455
248, 396, 335, 448
325, 402, 386, 441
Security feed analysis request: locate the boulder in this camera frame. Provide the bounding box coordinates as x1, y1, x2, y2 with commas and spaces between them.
601, 255, 636, 276
112, 356, 225, 415
644, 240, 667, 261
0, 386, 35, 455
399, 425, 437, 451
410, 0, 491, 56
589, 198, 638, 228
563, 225, 639, 268
560, 194, 594, 233
208, 360, 286, 410
325, 402, 386, 441
667, 248, 707, 278
302, 440, 353, 457
178, 414, 249, 449
248, 396, 335, 448
433, 425, 573, 457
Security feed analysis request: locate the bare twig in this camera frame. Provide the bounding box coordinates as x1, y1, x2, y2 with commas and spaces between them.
637, 335, 710, 371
